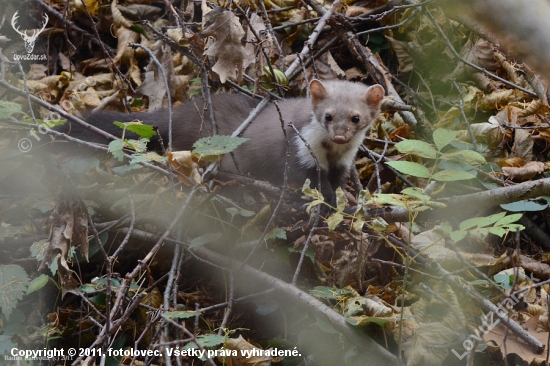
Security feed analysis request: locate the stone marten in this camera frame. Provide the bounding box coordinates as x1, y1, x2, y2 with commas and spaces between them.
61, 79, 384, 206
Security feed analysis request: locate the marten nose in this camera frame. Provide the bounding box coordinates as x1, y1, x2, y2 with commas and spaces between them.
332, 135, 347, 144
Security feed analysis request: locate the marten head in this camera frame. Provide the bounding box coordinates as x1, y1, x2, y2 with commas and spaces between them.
309, 79, 384, 145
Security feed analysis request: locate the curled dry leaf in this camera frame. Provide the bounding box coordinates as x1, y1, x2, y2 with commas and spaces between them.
129, 61, 142, 86
502, 161, 545, 181
363, 296, 393, 317
220, 335, 273, 366
510, 128, 534, 161
111, 0, 133, 28
80, 87, 102, 108
201, 10, 246, 83
167, 151, 202, 186
477, 89, 534, 111
17, 79, 48, 93
112, 26, 139, 66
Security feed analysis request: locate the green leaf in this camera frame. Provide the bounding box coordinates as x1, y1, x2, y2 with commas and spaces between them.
265, 227, 287, 241
385, 161, 430, 178
310, 286, 354, 299
495, 213, 523, 226
352, 218, 365, 232
488, 227, 507, 237
432, 170, 475, 181
114, 121, 157, 139
226, 207, 255, 219
196, 334, 226, 348
374, 194, 408, 207
370, 217, 389, 231
30, 239, 48, 262
401, 187, 431, 202
449, 230, 467, 243
124, 138, 149, 153
189, 233, 222, 248
130, 98, 143, 107
129, 152, 167, 165
327, 212, 344, 231
501, 200, 548, 212
0, 101, 23, 118
335, 187, 347, 212
164, 311, 198, 319
47, 254, 60, 276
460, 212, 506, 230
505, 224, 524, 231
26, 274, 50, 294
440, 150, 486, 165
108, 140, 126, 161
0, 265, 30, 320
192, 135, 249, 160
433, 129, 457, 151
493, 273, 513, 289
306, 199, 324, 213
394, 140, 438, 159
61, 156, 100, 174
356, 189, 372, 208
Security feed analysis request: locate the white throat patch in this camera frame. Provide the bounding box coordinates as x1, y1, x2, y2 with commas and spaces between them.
294, 116, 367, 172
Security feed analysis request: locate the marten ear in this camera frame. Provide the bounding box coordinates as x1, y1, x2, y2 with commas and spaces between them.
309, 79, 327, 104
365, 84, 385, 109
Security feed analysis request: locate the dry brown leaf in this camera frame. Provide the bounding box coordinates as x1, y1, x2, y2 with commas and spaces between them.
39, 197, 88, 297
112, 26, 139, 66
201, 9, 246, 83
326, 51, 345, 78
385, 36, 415, 73
167, 151, 202, 186
497, 157, 526, 168
129, 61, 142, 86
478, 89, 533, 111
111, 0, 132, 28
510, 128, 534, 161
244, 13, 268, 73
344, 67, 365, 80
520, 255, 550, 280
79, 87, 102, 108
135, 42, 176, 110
220, 335, 273, 366
402, 285, 465, 366
502, 161, 544, 181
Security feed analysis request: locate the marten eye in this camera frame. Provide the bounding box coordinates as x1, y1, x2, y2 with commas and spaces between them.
325, 114, 333, 122
351, 116, 360, 124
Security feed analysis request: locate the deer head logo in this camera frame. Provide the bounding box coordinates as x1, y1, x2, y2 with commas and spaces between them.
11, 11, 49, 53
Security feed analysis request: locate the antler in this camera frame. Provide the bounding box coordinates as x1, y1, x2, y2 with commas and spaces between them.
11, 11, 26, 37
36, 13, 49, 36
